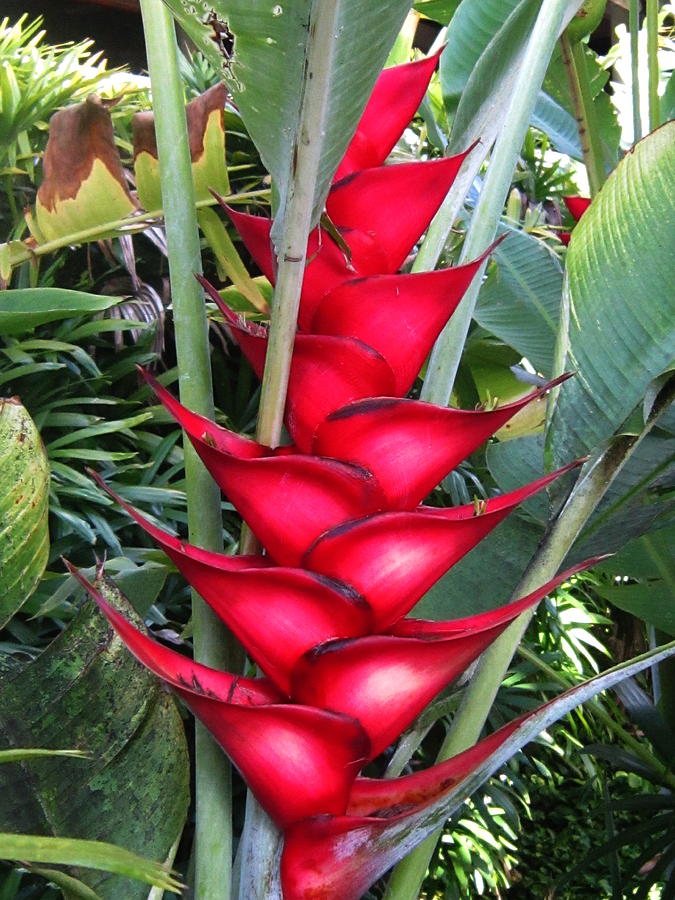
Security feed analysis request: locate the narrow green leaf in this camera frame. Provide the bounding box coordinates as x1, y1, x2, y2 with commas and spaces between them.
475, 226, 563, 376
0, 834, 183, 894
549, 122, 675, 465
0, 749, 88, 765
0, 289, 120, 335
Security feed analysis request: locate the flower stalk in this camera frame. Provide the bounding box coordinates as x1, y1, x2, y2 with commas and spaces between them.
138, 1, 233, 895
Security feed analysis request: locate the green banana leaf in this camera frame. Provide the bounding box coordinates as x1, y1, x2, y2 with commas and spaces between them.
0, 576, 189, 900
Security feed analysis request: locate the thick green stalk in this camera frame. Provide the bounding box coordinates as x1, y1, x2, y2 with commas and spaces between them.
255, 1, 342, 448
646, 0, 660, 130
138, 2, 233, 897
560, 33, 606, 196
385, 377, 674, 899
419, 0, 575, 409
386, 6, 578, 896
629, 0, 642, 141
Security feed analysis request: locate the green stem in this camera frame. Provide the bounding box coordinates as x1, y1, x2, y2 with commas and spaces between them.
517, 645, 675, 790
560, 33, 606, 197
419, 0, 573, 409
139, 2, 233, 897
386, 7, 578, 897
647, 0, 660, 130
385, 379, 675, 900
255, 1, 342, 448
629, 0, 642, 142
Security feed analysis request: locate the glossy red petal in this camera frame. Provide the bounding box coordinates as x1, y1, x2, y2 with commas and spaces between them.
139, 367, 265, 458
177, 691, 370, 829
326, 154, 470, 272
143, 373, 386, 565
335, 50, 442, 180
225, 206, 388, 330
65, 563, 281, 705
387, 558, 603, 638
310, 256, 489, 394
563, 195, 591, 221
291, 624, 514, 759
312, 375, 571, 507
91, 475, 374, 694
303, 463, 581, 628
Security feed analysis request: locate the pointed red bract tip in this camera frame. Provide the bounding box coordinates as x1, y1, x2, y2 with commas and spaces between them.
335, 49, 443, 180
312, 374, 573, 508
64, 562, 282, 705
303, 463, 578, 628
563, 195, 591, 221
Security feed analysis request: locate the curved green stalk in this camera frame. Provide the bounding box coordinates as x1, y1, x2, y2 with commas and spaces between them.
560, 32, 606, 196
138, 2, 233, 897
419, 0, 577, 409
385, 5, 580, 896
255, 1, 343, 448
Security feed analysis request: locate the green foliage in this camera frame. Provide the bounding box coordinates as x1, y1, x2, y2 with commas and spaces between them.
0, 578, 190, 900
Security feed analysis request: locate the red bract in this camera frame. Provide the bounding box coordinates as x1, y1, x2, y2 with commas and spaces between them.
74, 53, 593, 899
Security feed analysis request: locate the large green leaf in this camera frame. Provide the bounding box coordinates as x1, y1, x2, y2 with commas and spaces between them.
439, 0, 522, 106
161, 0, 411, 239
548, 122, 675, 466
0, 289, 120, 335
0, 576, 189, 900
474, 226, 563, 376
532, 89, 582, 158
0, 398, 49, 626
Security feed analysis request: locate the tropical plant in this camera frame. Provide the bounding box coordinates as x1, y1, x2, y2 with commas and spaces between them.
2, 0, 674, 898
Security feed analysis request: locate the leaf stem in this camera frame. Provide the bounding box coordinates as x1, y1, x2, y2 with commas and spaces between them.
138, 2, 233, 897
560, 33, 606, 196
629, 0, 643, 141
419, 0, 576, 409
386, 5, 579, 895
255, 1, 341, 448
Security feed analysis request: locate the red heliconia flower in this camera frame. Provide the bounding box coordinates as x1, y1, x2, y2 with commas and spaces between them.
312, 374, 571, 508
559, 195, 591, 244
74, 49, 598, 900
